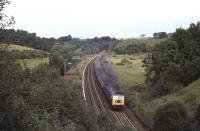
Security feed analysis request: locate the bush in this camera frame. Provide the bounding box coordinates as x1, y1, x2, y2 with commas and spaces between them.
151, 63, 183, 96
195, 104, 200, 128
49, 51, 65, 75
153, 102, 188, 131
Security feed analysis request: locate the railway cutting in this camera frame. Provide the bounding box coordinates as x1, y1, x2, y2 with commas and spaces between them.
82, 51, 148, 131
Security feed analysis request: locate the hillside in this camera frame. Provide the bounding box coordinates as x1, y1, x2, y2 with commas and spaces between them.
132, 78, 200, 127
0, 44, 49, 69
0, 44, 36, 51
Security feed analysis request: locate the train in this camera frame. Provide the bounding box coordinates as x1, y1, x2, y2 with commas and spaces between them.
94, 51, 125, 110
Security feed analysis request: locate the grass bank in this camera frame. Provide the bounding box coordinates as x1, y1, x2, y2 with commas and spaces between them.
111, 54, 200, 128
0, 44, 36, 51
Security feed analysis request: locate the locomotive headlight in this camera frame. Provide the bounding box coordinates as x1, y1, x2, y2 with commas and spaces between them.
115, 100, 122, 103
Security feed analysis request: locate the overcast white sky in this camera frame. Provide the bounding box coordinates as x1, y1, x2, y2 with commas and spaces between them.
4, 0, 200, 38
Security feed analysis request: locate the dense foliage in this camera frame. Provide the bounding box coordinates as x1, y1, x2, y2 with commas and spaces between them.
0, 49, 124, 131
149, 22, 200, 96
49, 43, 75, 75
57, 36, 117, 55
152, 102, 188, 131
153, 32, 168, 39
113, 42, 147, 54
112, 39, 147, 54
152, 101, 200, 131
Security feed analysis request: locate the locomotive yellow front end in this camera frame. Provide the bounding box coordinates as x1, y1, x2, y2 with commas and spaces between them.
111, 95, 125, 110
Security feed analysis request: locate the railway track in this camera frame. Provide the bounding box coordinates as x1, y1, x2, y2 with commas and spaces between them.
82, 56, 146, 131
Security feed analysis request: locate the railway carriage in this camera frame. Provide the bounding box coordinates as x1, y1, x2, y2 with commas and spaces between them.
95, 51, 125, 110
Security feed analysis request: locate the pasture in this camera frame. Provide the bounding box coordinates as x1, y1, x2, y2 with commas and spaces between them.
111, 54, 145, 87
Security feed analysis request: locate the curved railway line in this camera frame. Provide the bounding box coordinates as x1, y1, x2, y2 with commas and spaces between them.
82, 55, 147, 131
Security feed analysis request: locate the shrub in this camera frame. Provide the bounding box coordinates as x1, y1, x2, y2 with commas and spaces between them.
195, 104, 200, 127
153, 102, 188, 131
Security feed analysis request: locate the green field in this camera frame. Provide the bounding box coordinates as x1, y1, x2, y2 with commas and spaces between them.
18, 57, 49, 69
0, 44, 36, 51
0, 44, 49, 69
111, 54, 145, 87
111, 54, 200, 128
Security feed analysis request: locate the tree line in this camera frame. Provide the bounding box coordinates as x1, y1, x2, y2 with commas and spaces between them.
0, 29, 117, 53
146, 22, 200, 131
153, 32, 170, 39
148, 22, 200, 96
0, 29, 56, 51
112, 42, 147, 54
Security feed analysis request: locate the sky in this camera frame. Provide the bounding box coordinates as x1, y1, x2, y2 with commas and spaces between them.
4, 0, 200, 38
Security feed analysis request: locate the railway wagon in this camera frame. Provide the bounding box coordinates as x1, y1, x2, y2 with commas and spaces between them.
95, 51, 125, 110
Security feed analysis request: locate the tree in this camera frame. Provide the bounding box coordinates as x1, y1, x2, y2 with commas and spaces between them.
148, 23, 200, 97
0, 0, 15, 29
153, 32, 168, 39
140, 34, 146, 38
188, 23, 200, 41
153, 102, 188, 131
49, 51, 65, 75
58, 35, 72, 42
0, 0, 14, 43
172, 28, 193, 49
195, 104, 200, 128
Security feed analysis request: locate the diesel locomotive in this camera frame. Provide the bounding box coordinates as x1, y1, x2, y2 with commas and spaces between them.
94, 51, 125, 110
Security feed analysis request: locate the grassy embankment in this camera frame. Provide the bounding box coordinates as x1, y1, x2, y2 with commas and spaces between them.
0, 44, 36, 51
111, 39, 200, 128
0, 44, 49, 69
